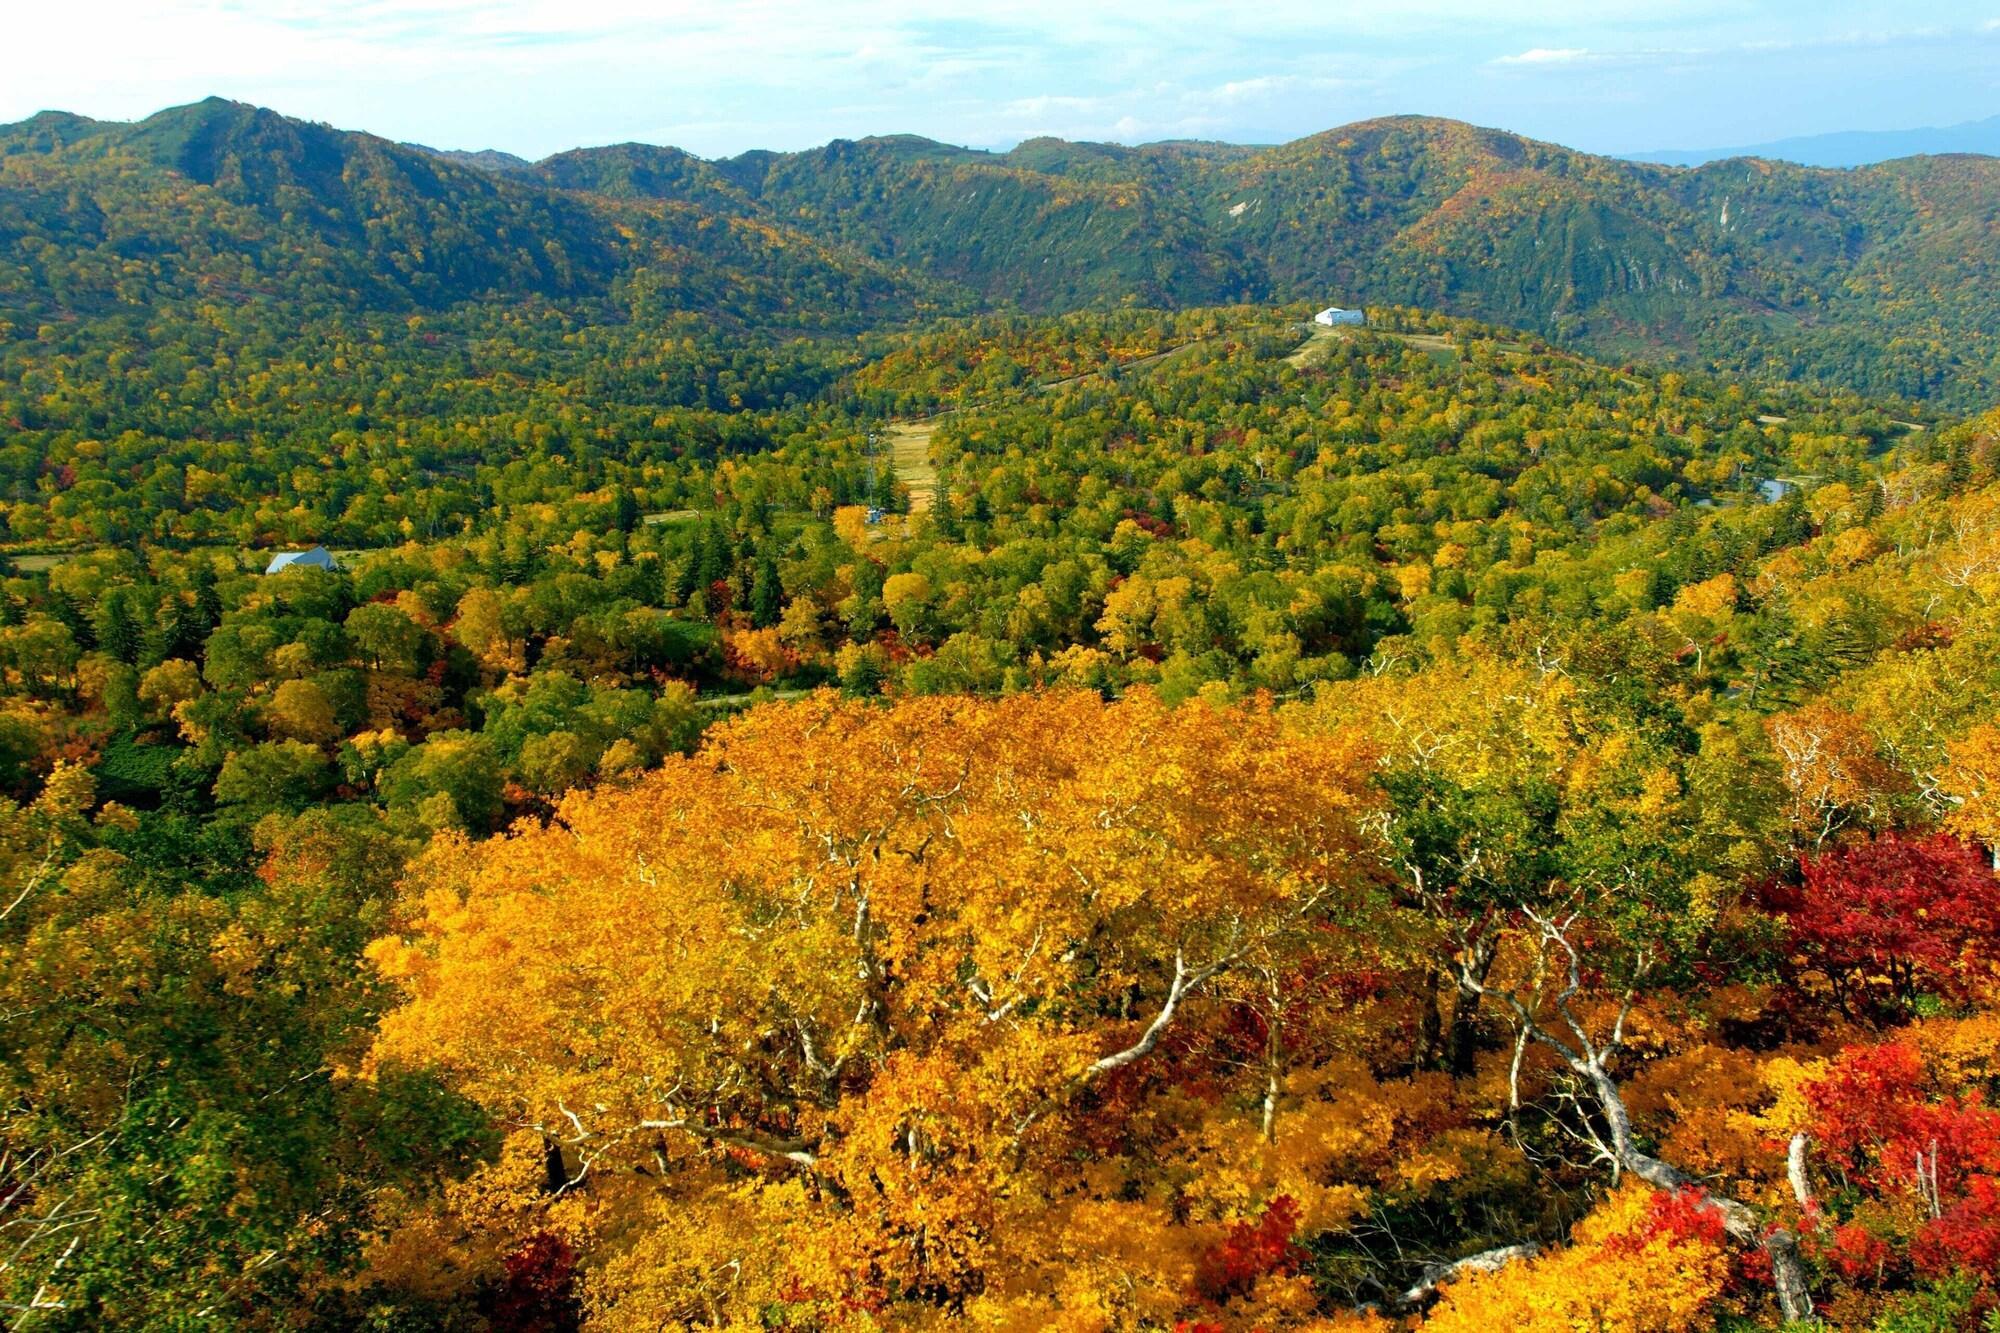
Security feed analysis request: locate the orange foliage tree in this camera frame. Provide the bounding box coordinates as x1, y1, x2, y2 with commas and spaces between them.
366, 690, 1384, 1326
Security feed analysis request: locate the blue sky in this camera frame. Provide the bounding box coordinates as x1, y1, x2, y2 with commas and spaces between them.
7, 2, 1999, 160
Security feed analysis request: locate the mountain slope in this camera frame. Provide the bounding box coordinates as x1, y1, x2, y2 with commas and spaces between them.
3, 101, 1998, 405
543, 134, 1258, 309
405, 144, 536, 174
0, 98, 955, 329
520, 112, 1999, 403
1200, 117, 1999, 399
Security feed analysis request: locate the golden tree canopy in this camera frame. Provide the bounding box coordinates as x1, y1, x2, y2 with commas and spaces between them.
368, 689, 1383, 1325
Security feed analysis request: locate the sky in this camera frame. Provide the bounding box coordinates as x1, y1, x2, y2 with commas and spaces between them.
6, 1, 2000, 161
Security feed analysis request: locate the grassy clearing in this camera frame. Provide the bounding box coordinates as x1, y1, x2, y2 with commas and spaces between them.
10, 553, 71, 572
1285, 325, 1459, 369
885, 422, 939, 513
1399, 332, 1458, 362
1284, 326, 1342, 368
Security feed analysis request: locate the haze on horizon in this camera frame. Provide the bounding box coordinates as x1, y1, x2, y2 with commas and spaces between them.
8, 1, 2000, 162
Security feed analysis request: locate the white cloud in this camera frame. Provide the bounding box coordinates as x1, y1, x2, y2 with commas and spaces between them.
1488, 43, 1716, 70
1204, 74, 1362, 104
1213, 75, 1301, 101
1494, 47, 1592, 65
995, 91, 1226, 148
984, 69, 1388, 148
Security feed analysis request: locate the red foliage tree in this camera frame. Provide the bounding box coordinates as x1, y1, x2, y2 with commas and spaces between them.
1193, 1195, 1305, 1305
1806, 1043, 2000, 1286
1629, 1186, 1730, 1251
1766, 833, 2000, 1019
486, 1232, 582, 1333
1825, 1221, 1895, 1283
1912, 1178, 2000, 1279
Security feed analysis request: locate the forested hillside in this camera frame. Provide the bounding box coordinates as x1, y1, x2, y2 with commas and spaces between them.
532, 115, 2000, 406
0, 281, 1998, 1328
4, 101, 1999, 405
0, 99, 955, 328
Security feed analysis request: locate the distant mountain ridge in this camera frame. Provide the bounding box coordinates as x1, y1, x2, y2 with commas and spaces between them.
406, 144, 535, 174
1628, 114, 2000, 168
4, 98, 1999, 406
514, 113, 2000, 403
0, 97, 955, 328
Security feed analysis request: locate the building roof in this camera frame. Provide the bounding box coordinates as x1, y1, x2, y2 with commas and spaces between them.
265, 546, 337, 574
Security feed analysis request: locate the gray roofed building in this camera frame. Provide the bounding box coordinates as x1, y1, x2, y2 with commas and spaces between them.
264, 546, 337, 574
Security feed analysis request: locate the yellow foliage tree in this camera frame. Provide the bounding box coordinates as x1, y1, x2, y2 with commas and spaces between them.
366, 690, 1381, 1325
1420, 1183, 1731, 1333
1944, 722, 2000, 864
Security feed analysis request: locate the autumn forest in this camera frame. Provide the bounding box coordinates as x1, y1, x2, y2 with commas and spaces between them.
3, 95, 2000, 1332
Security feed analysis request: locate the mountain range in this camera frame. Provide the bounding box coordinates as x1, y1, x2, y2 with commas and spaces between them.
3, 97, 1998, 406
1628, 114, 2000, 169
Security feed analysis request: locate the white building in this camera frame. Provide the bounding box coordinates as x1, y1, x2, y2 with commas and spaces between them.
264, 546, 337, 574
1314, 306, 1365, 327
